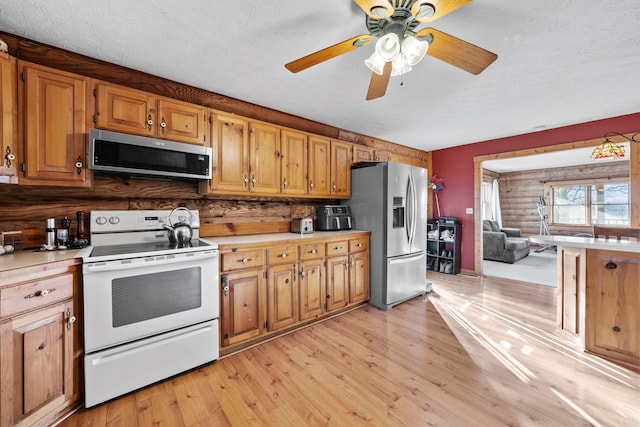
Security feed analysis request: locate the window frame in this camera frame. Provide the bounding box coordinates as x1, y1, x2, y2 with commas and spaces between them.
544, 177, 630, 226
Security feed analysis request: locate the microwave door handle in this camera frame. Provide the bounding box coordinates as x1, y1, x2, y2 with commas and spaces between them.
334, 217, 340, 229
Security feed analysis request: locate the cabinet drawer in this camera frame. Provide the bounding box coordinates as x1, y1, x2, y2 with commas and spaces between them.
299, 242, 326, 260
267, 245, 298, 265
326, 240, 349, 256
221, 249, 265, 271
0, 273, 74, 318
349, 236, 369, 253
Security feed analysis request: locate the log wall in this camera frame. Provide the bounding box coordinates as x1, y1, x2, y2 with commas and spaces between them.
494, 161, 630, 237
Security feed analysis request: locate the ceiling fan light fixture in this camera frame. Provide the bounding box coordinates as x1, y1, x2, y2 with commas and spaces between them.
391, 55, 412, 76
401, 35, 429, 66
375, 33, 401, 62
364, 52, 387, 75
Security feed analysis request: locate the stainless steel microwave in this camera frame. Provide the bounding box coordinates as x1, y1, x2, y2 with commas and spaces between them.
89, 128, 212, 180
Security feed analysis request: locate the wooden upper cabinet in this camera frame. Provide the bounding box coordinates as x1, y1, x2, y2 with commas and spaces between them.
208, 112, 249, 193
95, 82, 207, 145
374, 149, 391, 162
19, 62, 92, 187
249, 122, 280, 194
0, 53, 17, 180
95, 83, 155, 137
353, 144, 373, 163
156, 98, 207, 145
331, 140, 351, 197
308, 135, 332, 197
281, 129, 307, 195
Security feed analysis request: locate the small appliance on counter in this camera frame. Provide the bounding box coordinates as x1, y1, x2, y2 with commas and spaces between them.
316, 205, 352, 231
291, 218, 313, 234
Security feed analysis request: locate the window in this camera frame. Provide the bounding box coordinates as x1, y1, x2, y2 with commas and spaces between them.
549, 180, 629, 226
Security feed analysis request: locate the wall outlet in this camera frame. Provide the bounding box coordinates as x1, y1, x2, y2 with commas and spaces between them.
466, 208, 473, 214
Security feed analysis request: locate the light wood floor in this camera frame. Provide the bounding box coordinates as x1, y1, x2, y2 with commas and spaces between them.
60, 273, 639, 426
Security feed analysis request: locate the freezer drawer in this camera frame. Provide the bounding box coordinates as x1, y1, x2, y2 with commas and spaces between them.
384, 252, 427, 309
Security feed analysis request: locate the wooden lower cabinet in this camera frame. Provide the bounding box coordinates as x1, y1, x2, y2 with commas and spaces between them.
218, 232, 369, 354
0, 263, 81, 427
220, 268, 266, 347
326, 255, 350, 312
585, 249, 640, 370
556, 246, 586, 342
349, 250, 370, 304
299, 258, 326, 321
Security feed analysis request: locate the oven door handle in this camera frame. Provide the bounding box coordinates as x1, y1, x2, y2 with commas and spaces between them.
83, 251, 218, 273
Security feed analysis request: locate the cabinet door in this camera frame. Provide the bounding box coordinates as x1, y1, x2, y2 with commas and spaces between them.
0, 300, 75, 427
308, 135, 331, 197
220, 269, 265, 346
21, 63, 91, 187
586, 250, 640, 367
267, 263, 298, 331
0, 54, 17, 179
557, 247, 586, 338
281, 129, 307, 195
330, 140, 351, 197
211, 113, 249, 193
352, 145, 373, 163
299, 258, 326, 321
349, 251, 370, 304
157, 98, 207, 145
249, 122, 280, 194
95, 82, 155, 136
326, 255, 349, 312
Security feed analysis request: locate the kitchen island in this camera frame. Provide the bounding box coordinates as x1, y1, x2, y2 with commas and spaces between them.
530, 235, 639, 372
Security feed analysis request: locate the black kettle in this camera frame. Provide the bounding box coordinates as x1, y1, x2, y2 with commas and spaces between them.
163, 207, 194, 246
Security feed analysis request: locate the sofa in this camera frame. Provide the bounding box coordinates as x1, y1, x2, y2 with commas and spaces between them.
482, 220, 530, 264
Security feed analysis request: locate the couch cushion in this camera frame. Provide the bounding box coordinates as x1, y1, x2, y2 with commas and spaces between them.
504, 237, 529, 251
482, 220, 492, 231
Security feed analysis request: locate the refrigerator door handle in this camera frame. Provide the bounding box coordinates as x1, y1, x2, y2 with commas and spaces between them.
407, 173, 417, 247
388, 251, 426, 265
405, 176, 412, 244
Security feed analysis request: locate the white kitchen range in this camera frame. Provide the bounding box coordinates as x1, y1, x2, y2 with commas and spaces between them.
78, 208, 219, 407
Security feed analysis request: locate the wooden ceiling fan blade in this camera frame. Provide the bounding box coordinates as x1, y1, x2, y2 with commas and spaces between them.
412, 0, 473, 23
285, 34, 372, 73
416, 28, 497, 74
366, 61, 392, 100
353, 0, 394, 19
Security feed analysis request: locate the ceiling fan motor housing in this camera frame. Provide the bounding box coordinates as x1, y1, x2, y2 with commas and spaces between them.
366, 0, 426, 38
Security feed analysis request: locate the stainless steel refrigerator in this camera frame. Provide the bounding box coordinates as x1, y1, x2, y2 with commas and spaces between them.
345, 161, 428, 310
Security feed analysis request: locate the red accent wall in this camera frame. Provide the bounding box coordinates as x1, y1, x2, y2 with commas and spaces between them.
431, 112, 640, 271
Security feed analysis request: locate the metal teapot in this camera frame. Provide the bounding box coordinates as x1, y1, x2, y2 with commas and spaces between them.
163, 207, 194, 246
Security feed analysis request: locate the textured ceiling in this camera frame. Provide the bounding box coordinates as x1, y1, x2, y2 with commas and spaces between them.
1, 0, 639, 152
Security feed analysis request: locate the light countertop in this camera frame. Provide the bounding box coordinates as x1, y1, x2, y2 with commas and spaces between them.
529, 235, 640, 253
0, 248, 83, 273
207, 230, 369, 247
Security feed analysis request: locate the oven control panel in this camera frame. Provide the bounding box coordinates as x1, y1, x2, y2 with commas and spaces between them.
91, 210, 200, 233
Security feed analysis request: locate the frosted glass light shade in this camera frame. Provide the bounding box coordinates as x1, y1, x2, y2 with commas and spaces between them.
402, 36, 429, 66
364, 52, 387, 75
391, 55, 412, 76
375, 33, 401, 61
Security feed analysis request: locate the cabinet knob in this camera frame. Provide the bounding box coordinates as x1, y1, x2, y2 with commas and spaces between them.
147, 114, 153, 130
237, 257, 252, 264
283, 178, 287, 187
605, 262, 617, 270
309, 249, 317, 254
160, 117, 166, 132
279, 253, 288, 258
309, 180, 314, 189
612, 326, 621, 333
75, 156, 83, 175
5, 146, 14, 168
243, 175, 249, 186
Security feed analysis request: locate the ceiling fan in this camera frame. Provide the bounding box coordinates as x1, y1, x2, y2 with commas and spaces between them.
285, 0, 498, 100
